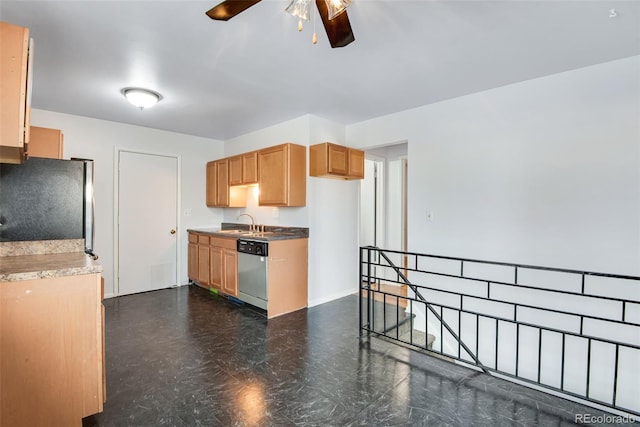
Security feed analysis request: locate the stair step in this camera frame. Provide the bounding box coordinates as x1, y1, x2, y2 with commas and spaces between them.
398, 328, 436, 350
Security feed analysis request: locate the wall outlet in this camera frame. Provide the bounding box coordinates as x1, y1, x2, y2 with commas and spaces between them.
183, 208, 192, 217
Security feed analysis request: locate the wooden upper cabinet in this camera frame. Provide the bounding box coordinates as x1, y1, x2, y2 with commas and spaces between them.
228, 155, 243, 186
215, 159, 229, 206
229, 152, 258, 185
348, 147, 365, 179
1, 22, 33, 164
242, 151, 258, 184
29, 126, 64, 159
309, 142, 365, 180
206, 161, 216, 207
206, 159, 246, 208
258, 143, 306, 207
327, 143, 348, 175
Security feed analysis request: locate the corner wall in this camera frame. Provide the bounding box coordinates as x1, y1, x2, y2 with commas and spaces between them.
223, 115, 359, 306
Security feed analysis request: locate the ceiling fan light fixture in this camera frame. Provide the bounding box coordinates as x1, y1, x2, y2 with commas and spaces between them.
121, 87, 162, 110
325, 0, 351, 20
285, 0, 312, 21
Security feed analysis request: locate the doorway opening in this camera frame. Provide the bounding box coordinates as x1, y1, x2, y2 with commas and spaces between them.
359, 142, 408, 303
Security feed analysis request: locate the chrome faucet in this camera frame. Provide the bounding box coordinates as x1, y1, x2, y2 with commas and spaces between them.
237, 213, 255, 231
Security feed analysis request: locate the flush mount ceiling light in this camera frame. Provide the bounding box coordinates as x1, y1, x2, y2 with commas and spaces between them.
121, 88, 162, 110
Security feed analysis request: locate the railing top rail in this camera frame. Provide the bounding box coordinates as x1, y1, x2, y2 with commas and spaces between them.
360, 246, 640, 282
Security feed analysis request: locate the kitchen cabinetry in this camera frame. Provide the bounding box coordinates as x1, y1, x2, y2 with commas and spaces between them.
1, 272, 104, 425
229, 151, 258, 186
188, 233, 198, 283
242, 151, 258, 184
197, 234, 210, 287
258, 143, 306, 206
209, 237, 238, 297
309, 142, 365, 180
1, 22, 33, 164
188, 232, 238, 296
267, 238, 308, 318
206, 159, 246, 208
29, 126, 64, 159
228, 155, 243, 186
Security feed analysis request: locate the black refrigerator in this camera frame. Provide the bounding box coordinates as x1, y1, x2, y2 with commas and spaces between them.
0, 157, 95, 253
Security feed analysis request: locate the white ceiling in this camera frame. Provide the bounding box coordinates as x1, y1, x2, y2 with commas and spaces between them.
2, 1, 639, 141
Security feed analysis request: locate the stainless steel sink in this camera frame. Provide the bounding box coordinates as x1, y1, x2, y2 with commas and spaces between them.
217, 229, 245, 234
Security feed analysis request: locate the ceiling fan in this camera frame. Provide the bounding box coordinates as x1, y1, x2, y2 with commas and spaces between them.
205, 0, 355, 48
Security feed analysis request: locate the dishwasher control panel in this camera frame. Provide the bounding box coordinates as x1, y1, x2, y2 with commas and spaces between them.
237, 239, 268, 256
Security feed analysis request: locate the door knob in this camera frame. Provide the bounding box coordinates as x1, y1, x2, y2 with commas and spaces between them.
170, 229, 176, 235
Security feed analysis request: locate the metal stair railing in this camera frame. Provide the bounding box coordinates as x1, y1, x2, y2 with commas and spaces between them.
359, 246, 640, 418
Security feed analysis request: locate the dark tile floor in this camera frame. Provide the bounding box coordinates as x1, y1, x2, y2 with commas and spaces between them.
83, 285, 625, 426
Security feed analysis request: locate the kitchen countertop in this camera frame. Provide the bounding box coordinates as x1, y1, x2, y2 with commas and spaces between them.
188, 223, 309, 241
0, 239, 102, 282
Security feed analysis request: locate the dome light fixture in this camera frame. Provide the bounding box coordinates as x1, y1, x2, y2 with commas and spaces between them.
121, 87, 162, 110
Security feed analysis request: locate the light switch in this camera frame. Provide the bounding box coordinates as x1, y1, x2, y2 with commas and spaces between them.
426, 211, 434, 222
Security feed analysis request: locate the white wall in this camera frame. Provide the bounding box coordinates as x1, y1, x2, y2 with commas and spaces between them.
222, 114, 359, 306
31, 109, 224, 297
348, 55, 640, 277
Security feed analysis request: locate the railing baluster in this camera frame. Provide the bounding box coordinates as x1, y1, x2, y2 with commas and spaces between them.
396, 295, 400, 340
537, 329, 542, 384
613, 344, 620, 407
383, 293, 387, 335
560, 333, 566, 391
586, 338, 592, 399
495, 319, 499, 370
515, 323, 520, 377
458, 307, 462, 359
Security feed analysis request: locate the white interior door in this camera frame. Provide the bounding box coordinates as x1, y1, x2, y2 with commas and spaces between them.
118, 151, 178, 296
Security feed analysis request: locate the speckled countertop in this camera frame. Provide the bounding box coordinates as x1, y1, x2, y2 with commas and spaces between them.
0, 239, 102, 282
188, 222, 309, 241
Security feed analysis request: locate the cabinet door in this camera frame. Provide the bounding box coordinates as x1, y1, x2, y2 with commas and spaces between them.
206, 161, 216, 207
188, 242, 198, 281
327, 143, 348, 176
222, 249, 238, 297
197, 243, 210, 286
348, 148, 365, 179
0, 23, 31, 164
257, 143, 306, 206
29, 126, 64, 159
242, 151, 258, 184
258, 145, 288, 205
228, 156, 243, 186
209, 246, 223, 290
215, 159, 229, 206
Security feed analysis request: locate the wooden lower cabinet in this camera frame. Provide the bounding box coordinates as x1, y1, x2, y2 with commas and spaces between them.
1, 272, 104, 426
188, 233, 237, 297
210, 237, 238, 297
197, 237, 210, 287
222, 248, 238, 297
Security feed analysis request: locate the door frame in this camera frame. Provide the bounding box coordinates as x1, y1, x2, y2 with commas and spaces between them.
113, 147, 182, 296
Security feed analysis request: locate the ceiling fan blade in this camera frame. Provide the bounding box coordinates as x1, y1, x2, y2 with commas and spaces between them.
315, 0, 355, 48
206, 0, 262, 21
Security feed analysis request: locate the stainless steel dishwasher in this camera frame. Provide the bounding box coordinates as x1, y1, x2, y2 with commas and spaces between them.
237, 239, 268, 310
